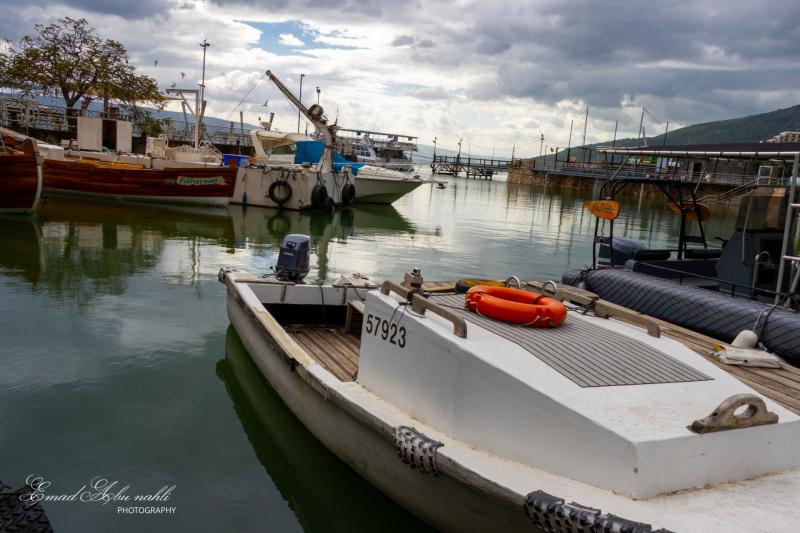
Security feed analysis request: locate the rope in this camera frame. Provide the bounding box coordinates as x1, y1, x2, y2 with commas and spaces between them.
224, 72, 266, 122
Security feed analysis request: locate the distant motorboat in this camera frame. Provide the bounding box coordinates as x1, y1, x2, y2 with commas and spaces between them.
351, 164, 429, 204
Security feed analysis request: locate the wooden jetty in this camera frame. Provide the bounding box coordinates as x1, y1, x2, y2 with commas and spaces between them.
430, 155, 512, 179
421, 279, 800, 415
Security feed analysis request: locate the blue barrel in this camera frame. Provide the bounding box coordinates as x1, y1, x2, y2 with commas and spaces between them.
223, 154, 249, 167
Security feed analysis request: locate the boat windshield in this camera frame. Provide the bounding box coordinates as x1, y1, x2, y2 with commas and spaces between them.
258, 137, 296, 155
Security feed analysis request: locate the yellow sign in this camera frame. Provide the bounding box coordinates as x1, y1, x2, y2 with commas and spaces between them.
176, 176, 225, 186
667, 201, 711, 222
585, 200, 621, 220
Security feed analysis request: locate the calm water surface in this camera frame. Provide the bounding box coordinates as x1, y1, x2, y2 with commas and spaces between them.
0, 175, 739, 532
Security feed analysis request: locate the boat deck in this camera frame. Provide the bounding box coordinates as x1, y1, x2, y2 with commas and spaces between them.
285, 325, 360, 381
430, 280, 800, 414
273, 280, 800, 415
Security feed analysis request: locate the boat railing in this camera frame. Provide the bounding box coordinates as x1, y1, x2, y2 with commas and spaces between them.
624, 262, 796, 305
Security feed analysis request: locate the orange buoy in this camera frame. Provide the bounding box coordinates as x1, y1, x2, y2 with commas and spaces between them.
465, 285, 567, 327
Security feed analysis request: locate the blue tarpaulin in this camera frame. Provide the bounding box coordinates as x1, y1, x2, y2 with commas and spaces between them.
293, 140, 325, 165
292, 140, 364, 176
333, 152, 365, 176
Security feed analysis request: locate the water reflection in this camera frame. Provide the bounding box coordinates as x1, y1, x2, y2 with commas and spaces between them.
0, 198, 418, 303
0, 214, 45, 286
226, 203, 418, 282
217, 327, 431, 533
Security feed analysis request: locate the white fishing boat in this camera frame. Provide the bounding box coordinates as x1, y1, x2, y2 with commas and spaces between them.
244, 128, 430, 206
221, 262, 800, 533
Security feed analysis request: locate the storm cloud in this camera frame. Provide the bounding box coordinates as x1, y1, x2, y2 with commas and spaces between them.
2, 0, 798, 154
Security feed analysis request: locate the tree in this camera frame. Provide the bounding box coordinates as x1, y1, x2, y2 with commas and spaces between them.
1, 17, 163, 116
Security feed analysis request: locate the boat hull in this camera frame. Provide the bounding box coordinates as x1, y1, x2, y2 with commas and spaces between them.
354, 176, 425, 204
231, 166, 347, 210
43, 159, 236, 206
225, 290, 529, 533
0, 154, 43, 213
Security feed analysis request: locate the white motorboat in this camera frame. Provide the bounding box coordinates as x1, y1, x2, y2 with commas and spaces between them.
221, 266, 800, 533
352, 165, 429, 204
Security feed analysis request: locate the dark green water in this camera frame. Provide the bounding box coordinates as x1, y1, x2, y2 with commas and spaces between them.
0, 177, 739, 532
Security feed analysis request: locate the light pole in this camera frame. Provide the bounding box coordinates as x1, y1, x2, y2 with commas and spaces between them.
432, 136, 437, 160
297, 73, 305, 133
197, 39, 210, 149
316, 86, 320, 105
539, 133, 544, 157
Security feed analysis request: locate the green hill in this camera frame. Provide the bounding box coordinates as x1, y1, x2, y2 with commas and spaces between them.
536, 104, 800, 162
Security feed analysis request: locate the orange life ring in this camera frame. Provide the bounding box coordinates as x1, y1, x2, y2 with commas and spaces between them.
465, 285, 567, 327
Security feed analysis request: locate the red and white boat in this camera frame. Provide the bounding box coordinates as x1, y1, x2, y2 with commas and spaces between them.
0, 127, 43, 214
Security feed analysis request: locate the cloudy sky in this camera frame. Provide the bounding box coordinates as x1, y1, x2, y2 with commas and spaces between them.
2, 0, 799, 156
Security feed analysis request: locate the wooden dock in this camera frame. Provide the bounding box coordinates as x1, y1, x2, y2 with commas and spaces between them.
422, 280, 800, 415
430, 155, 511, 179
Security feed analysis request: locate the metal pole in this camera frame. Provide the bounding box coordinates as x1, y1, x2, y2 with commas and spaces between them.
611, 120, 618, 165
663, 121, 669, 146
297, 73, 305, 133
198, 39, 210, 149
239, 110, 244, 155
566, 120, 573, 163
582, 106, 589, 146
638, 107, 646, 147
539, 133, 544, 156
774, 153, 799, 304
316, 86, 320, 105
432, 137, 437, 160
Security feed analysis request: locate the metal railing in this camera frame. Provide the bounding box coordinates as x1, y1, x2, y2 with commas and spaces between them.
0, 95, 252, 147
512, 157, 786, 188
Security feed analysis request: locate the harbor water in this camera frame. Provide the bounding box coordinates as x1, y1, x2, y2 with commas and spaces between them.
0, 175, 739, 532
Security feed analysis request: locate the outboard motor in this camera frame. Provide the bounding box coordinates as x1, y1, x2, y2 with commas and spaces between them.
276, 234, 310, 282
597, 236, 646, 267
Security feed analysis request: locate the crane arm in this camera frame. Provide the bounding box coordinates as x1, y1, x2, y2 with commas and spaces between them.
265, 70, 332, 172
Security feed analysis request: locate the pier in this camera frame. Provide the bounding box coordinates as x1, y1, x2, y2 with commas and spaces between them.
507, 154, 789, 202
430, 155, 512, 179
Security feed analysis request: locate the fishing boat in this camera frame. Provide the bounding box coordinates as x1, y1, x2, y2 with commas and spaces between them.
221, 258, 800, 532
564, 143, 800, 365
230, 71, 352, 211
0, 127, 43, 213
240, 122, 429, 207
41, 154, 237, 206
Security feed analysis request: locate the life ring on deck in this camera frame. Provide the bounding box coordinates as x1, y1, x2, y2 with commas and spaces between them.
268, 180, 292, 205
465, 286, 567, 327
